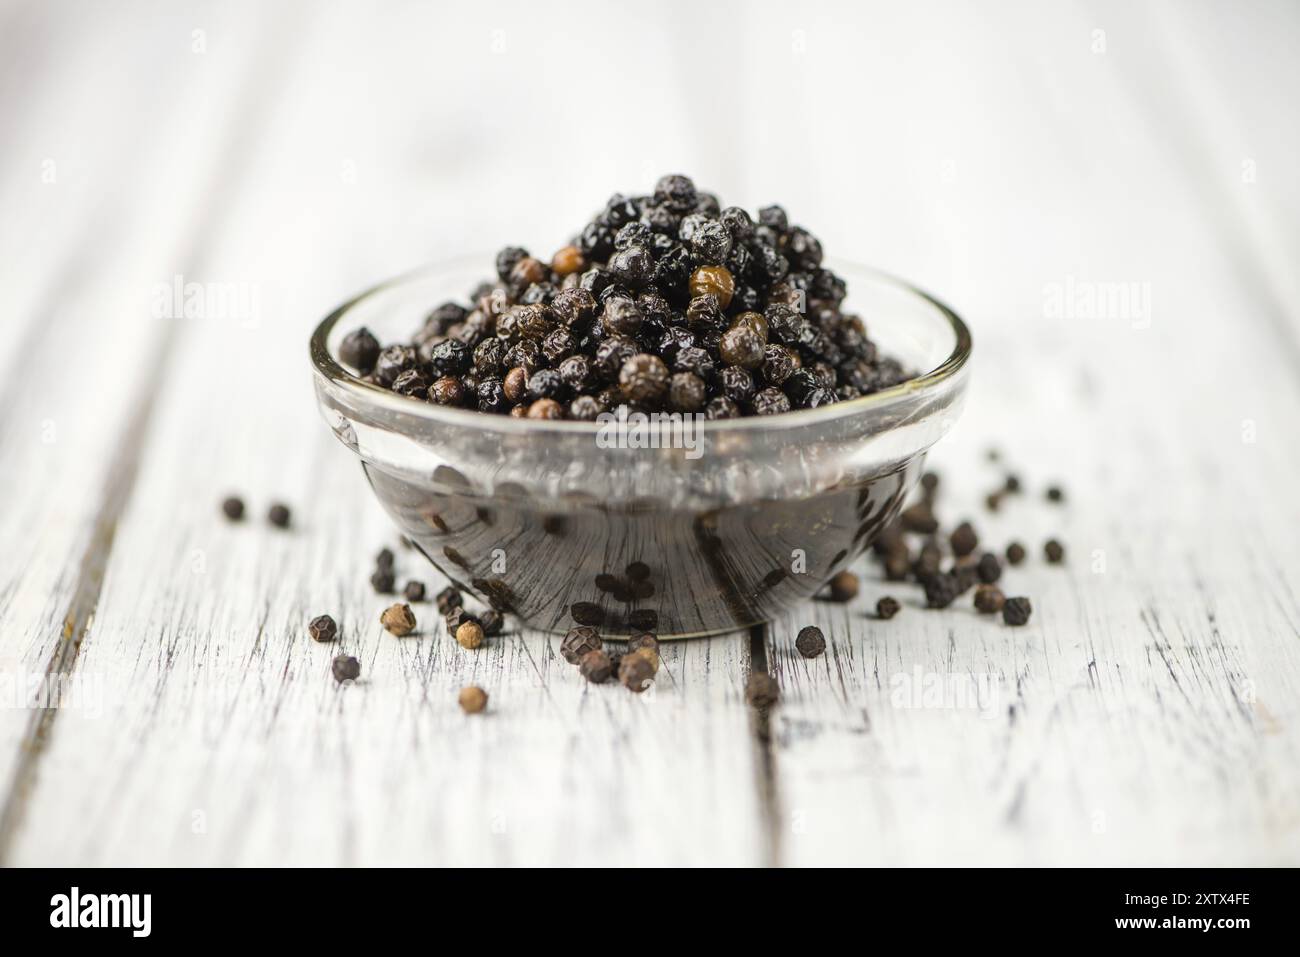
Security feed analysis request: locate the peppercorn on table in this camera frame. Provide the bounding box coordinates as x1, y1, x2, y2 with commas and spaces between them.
1, 0, 1298, 866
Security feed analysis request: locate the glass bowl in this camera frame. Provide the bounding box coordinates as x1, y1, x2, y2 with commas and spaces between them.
311, 258, 971, 639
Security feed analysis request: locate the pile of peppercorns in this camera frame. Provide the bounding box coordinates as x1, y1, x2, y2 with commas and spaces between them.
560, 626, 661, 693
338, 174, 908, 420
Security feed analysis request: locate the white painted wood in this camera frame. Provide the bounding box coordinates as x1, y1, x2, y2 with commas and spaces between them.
2, 0, 1298, 866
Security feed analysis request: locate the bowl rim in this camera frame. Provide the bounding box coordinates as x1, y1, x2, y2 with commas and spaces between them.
309, 255, 971, 434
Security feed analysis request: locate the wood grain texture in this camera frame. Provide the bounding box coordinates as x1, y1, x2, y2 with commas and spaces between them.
1, 0, 1297, 866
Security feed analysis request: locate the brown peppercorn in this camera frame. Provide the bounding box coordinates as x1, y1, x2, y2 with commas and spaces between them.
551, 245, 585, 277
1006, 542, 1027, 565
503, 366, 528, 402
876, 596, 901, 619
579, 649, 613, 683
331, 654, 360, 683
404, 580, 426, 602
1045, 539, 1066, 564
689, 265, 735, 309
619, 353, 669, 405
719, 325, 765, 369
627, 645, 660, 674
509, 404, 528, 417
950, 521, 978, 557
560, 625, 602, 664
455, 620, 485, 649
458, 685, 488, 714
795, 625, 826, 658
745, 672, 779, 707
733, 311, 768, 341
381, 603, 417, 636
428, 375, 464, 406
826, 570, 859, 602
619, 653, 656, 693
527, 398, 563, 419
974, 585, 1005, 614
1003, 596, 1032, 626
308, 614, 338, 643
509, 256, 546, 287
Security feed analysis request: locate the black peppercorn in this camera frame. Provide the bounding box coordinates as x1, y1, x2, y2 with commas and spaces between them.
308, 614, 337, 643
404, 580, 426, 602
436, 586, 463, 615
1045, 539, 1066, 564
752, 387, 791, 416
950, 521, 979, 558
221, 496, 245, 521
1003, 597, 1032, 626
267, 502, 291, 528
561, 626, 602, 664
332, 654, 361, 683
976, 552, 1001, 584
876, 596, 901, 619
479, 609, 504, 637
1005, 542, 1026, 565
795, 625, 826, 658
339, 327, 381, 374
370, 568, 395, 594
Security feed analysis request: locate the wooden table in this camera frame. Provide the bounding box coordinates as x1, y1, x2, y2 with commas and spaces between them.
1, 0, 1297, 866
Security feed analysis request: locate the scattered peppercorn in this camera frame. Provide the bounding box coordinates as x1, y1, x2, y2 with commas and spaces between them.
579, 649, 613, 683
458, 685, 488, 714
308, 614, 337, 643
561, 626, 602, 664
1006, 542, 1026, 565
826, 570, 859, 602
370, 568, 395, 594
221, 496, 245, 521
950, 521, 978, 558
332, 654, 360, 683
1045, 539, 1066, 563
1003, 597, 1032, 626
404, 580, 426, 602
974, 585, 1005, 615
976, 552, 1002, 584
455, 620, 485, 649
627, 631, 659, 654
479, 609, 504, 637
1046, 485, 1065, 503
619, 653, 656, 693
381, 603, 417, 636
795, 625, 826, 658
876, 596, 901, 619
436, 586, 463, 615
376, 548, 395, 570
267, 503, 291, 528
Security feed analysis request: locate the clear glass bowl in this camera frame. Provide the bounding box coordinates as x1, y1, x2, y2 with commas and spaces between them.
311, 258, 971, 639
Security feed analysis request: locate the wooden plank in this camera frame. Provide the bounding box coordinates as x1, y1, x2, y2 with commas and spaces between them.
757, 1, 1300, 866
0, 1, 309, 858
4, 2, 770, 865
